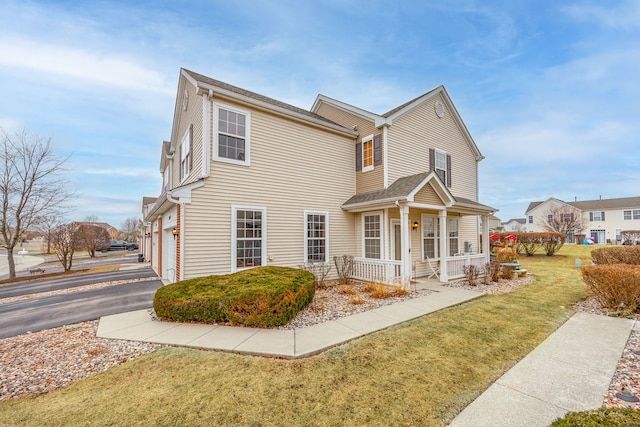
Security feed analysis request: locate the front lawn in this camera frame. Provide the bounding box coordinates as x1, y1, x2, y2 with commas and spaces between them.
0, 245, 593, 426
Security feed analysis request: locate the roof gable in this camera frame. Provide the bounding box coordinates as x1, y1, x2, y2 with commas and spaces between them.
311, 86, 483, 161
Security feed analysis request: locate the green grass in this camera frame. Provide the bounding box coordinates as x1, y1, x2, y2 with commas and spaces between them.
550, 408, 640, 426
0, 245, 598, 426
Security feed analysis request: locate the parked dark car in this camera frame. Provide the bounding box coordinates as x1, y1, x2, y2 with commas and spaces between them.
108, 239, 138, 251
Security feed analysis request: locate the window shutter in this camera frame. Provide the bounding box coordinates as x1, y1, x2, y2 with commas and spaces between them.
446, 154, 452, 187
429, 148, 435, 172
355, 142, 362, 171
589, 212, 593, 221
601, 211, 605, 221
373, 134, 382, 165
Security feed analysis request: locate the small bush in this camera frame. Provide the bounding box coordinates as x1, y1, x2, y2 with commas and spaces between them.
483, 262, 500, 284
591, 246, 640, 265
462, 264, 481, 286
333, 255, 354, 286
550, 407, 640, 426
300, 262, 331, 288
582, 264, 640, 313
153, 266, 315, 328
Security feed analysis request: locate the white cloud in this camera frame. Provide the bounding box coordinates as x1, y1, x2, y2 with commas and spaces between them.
0, 37, 173, 95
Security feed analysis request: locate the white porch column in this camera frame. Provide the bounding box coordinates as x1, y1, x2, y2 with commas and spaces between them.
400, 204, 411, 285
482, 214, 490, 262
439, 210, 448, 282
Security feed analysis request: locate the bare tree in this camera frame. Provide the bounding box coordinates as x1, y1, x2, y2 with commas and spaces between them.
0, 128, 74, 279
75, 223, 111, 257
622, 230, 640, 245
51, 223, 79, 271
121, 216, 140, 242
34, 213, 64, 254
542, 205, 585, 237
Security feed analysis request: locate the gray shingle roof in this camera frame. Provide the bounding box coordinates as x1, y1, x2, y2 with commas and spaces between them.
527, 196, 640, 213
182, 69, 343, 127
343, 172, 430, 206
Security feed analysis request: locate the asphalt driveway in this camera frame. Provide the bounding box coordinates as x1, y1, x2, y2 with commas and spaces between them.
0, 267, 163, 339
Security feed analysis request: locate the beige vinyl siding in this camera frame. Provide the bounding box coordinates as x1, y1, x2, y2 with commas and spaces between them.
414, 184, 442, 205
387, 94, 478, 201
315, 103, 384, 194
172, 77, 203, 188
182, 99, 356, 279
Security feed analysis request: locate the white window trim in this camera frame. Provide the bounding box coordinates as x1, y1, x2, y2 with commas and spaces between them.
231, 205, 266, 272
435, 149, 447, 183
421, 214, 440, 260
448, 217, 459, 257
362, 134, 374, 173
180, 126, 191, 182
304, 210, 329, 265
362, 210, 383, 259
214, 102, 251, 166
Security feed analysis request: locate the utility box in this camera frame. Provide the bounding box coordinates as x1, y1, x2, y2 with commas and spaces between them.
464, 241, 472, 253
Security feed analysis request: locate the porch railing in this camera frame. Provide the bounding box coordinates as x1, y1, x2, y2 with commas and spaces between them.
446, 254, 486, 280
353, 258, 402, 285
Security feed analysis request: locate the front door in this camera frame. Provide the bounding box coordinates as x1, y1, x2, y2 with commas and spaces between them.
391, 220, 401, 261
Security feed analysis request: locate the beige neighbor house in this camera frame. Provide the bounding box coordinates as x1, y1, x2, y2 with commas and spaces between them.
525, 196, 640, 244
502, 218, 526, 232
141, 68, 496, 285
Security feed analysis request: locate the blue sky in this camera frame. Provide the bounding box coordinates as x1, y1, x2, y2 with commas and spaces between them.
1, 0, 639, 229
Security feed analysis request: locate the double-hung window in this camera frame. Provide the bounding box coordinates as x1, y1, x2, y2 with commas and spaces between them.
363, 213, 381, 259
180, 125, 192, 180
233, 207, 266, 270
215, 104, 250, 165
362, 135, 374, 172
305, 211, 328, 263
448, 218, 459, 256
435, 150, 447, 184
624, 210, 640, 220
590, 211, 605, 221
422, 216, 439, 259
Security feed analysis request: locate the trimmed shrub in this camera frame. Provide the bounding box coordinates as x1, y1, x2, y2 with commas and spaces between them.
153, 266, 315, 328
591, 246, 640, 265
582, 264, 640, 313
492, 232, 565, 256
550, 407, 640, 426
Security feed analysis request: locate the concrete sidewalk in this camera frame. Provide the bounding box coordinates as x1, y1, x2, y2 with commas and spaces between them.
0, 251, 45, 278
97, 283, 482, 358
449, 312, 636, 427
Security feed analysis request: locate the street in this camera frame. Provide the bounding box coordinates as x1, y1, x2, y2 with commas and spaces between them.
0, 266, 163, 340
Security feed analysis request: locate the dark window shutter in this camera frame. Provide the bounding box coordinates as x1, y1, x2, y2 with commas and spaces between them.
601, 211, 605, 221
373, 134, 382, 166
429, 148, 435, 172
446, 154, 452, 187
355, 142, 362, 171
589, 212, 593, 221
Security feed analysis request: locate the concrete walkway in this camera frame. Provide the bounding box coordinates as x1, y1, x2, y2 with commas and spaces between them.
97, 282, 481, 358
0, 251, 45, 278
449, 312, 636, 427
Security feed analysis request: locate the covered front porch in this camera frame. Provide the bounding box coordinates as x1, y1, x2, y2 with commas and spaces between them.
342, 171, 496, 285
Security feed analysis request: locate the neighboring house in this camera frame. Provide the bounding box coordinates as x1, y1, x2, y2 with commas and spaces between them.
483, 214, 502, 232
142, 68, 496, 285
502, 218, 526, 232
525, 196, 640, 243
76, 221, 119, 240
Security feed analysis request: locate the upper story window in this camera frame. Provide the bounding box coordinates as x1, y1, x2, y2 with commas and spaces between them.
163, 166, 170, 192
355, 134, 381, 172
215, 104, 250, 166
180, 125, 192, 181
590, 211, 605, 221
429, 148, 451, 187
624, 210, 640, 220
528, 216, 533, 224
362, 135, 374, 172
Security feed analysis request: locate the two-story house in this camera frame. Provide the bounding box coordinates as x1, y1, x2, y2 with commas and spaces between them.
525, 196, 640, 243
142, 68, 496, 285
502, 218, 526, 232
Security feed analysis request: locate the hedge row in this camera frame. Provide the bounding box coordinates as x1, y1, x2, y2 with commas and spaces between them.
591, 246, 640, 265
491, 232, 565, 256
153, 266, 315, 328
581, 264, 640, 313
